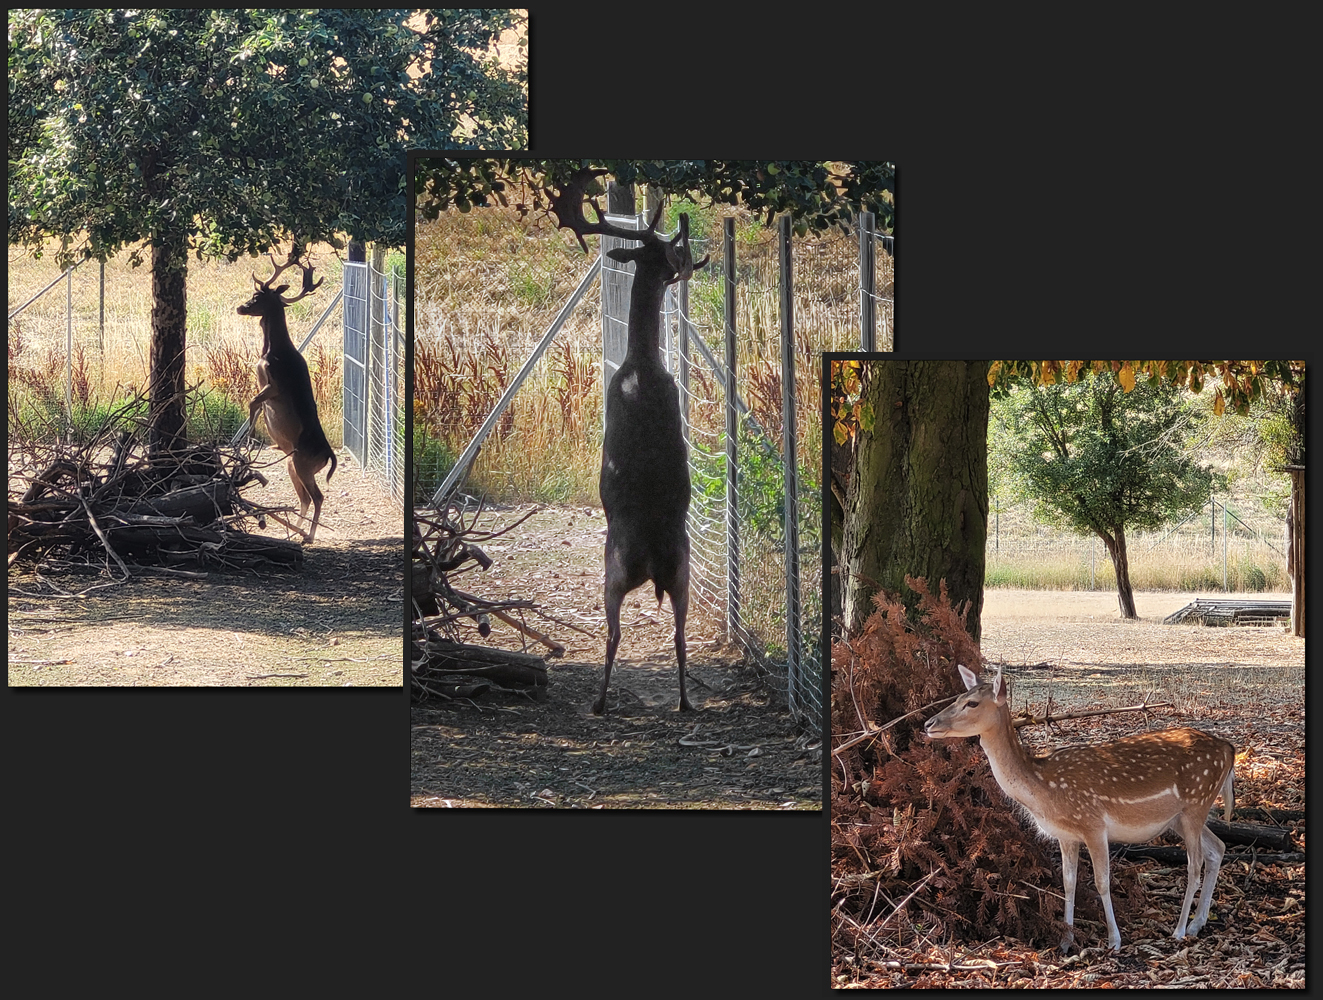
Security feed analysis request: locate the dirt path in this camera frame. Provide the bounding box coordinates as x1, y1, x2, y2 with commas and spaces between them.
411, 503, 823, 809
978, 588, 1302, 718
8, 446, 402, 687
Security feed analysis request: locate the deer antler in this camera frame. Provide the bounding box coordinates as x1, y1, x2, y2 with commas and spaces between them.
254, 245, 324, 304
663, 214, 710, 285
550, 168, 709, 282
549, 168, 673, 252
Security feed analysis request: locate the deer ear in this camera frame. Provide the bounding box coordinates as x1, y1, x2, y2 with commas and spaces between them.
606, 245, 645, 264
957, 664, 979, 691
273, 284, 290, 296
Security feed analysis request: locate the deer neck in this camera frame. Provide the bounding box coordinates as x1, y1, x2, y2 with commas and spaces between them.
976, 707, 1055, 816
623, 269, 667, 364
261, 309, 295, 358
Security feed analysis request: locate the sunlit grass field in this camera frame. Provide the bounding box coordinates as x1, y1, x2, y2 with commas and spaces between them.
7, 238, 373, 448
411, 200, 888, 506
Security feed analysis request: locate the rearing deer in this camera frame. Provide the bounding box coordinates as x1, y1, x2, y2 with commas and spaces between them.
550, 171, 709, 715
237, 249, 337, 545
924, 664, 1235, 953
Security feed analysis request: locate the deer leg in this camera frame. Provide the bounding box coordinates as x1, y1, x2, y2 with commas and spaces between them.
595, 565, 627, 716
670, 566, 692, 712
248, 384, 277, 432
1180, 814, 1211, 936
1185, 824, 1225, 937
285, 455, 315, 541
1083, 834, 1122, 952
1059, 839, 1080, 953
1172, 813, 1217, 939
290, 451, 326, 545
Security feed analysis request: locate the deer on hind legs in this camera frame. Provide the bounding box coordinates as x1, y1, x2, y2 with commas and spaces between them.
924, 664, 1235, 953
549, 170, 709, 715
237, 248, 338, 545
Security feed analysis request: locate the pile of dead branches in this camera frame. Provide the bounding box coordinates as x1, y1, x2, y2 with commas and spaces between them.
412, 498, 574, 702
8, 430, 306, 587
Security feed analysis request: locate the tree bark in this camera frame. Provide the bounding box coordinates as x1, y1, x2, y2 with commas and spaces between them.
148, 231, 189, 456
840, 361, 990, 640
1099, 523, 1139, 619
1288, 468, 1304, 637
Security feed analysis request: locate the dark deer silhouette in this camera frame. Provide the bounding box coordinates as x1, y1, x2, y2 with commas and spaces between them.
237, 249, 337, 544
551, 171, 710, 714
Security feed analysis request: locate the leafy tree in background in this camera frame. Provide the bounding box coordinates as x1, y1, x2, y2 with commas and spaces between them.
833, 360, 1304, 640
9, 8, 526, 453
414, 158, 895, 236
994, 372, 1215, 619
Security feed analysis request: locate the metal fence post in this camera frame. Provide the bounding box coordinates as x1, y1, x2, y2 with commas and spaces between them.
859, 211, 875, 351
724, 217, 741, 642
65, 266, 73, 422
779, 215, 802, 718
679, 276, 690, 448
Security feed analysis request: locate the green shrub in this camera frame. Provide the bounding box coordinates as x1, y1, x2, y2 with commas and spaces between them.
413, 428, 458, 505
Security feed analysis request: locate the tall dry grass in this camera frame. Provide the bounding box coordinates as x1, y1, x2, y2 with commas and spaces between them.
7, 239, 350, 446
985, 499, 1287, 592
412, 201, 877, 505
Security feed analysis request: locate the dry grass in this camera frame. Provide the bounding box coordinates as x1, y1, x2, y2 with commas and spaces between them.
986, 491, 1287, 593
412, 201, 879, 505
7, 238, 349, 446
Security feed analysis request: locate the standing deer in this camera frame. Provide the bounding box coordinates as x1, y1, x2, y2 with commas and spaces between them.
550, 171, 709, 715
924, 664, 1235, 953
237, 250, 337, 545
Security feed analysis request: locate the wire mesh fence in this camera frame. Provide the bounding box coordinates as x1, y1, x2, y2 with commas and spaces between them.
343, 256, 406, 505
615, 215, 872, 732
414, 204, 890, 733
8, 246, 348, 451
985, 495, 1289, 594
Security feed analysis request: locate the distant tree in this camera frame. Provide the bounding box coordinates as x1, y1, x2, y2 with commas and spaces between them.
833, 360, 1304, 639
995, 372, 1215, 619
9, 9, 526, 453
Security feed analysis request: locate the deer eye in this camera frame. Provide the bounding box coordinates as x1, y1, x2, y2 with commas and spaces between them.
964, 700, 979, 708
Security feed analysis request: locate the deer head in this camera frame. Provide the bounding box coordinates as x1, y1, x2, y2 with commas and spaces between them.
237, 245, 324, 316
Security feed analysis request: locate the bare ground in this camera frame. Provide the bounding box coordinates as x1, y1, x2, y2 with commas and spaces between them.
8, 446, 403, 687
410, 503, 824, 809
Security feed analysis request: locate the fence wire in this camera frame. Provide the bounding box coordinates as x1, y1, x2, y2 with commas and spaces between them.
413, 208, 885, 734
8, 248, 347, 450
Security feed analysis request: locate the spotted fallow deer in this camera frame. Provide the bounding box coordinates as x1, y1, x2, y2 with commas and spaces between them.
237, 250, 337, 544
924, 664, 1235, 953
549, 170, 709, 715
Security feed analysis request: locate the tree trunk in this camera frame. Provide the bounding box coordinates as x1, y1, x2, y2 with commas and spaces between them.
148, 231, 189, 457
1288, 468, 1304, 637
1099, 523, 1138, 619
840, 361, 990, 640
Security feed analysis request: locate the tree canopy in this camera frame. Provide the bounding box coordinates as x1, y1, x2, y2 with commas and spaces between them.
414, 158, 895, 236
988, 360, 1303, 421
994, 372, 1215, 617
9, 9, 527, 265
831, 358, 1305, 636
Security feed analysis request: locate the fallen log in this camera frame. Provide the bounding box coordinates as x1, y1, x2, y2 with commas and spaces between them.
1114, 816, 1295, 859
422, 640, 548, 688
8, 423, 303, 579
119, 482, 235, 523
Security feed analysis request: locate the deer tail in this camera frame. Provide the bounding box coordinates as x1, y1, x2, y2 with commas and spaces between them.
327, 451, 338, 482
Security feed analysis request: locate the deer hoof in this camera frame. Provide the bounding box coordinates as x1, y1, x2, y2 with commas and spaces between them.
591, 698, 607, 716
678, 697, 695, 711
